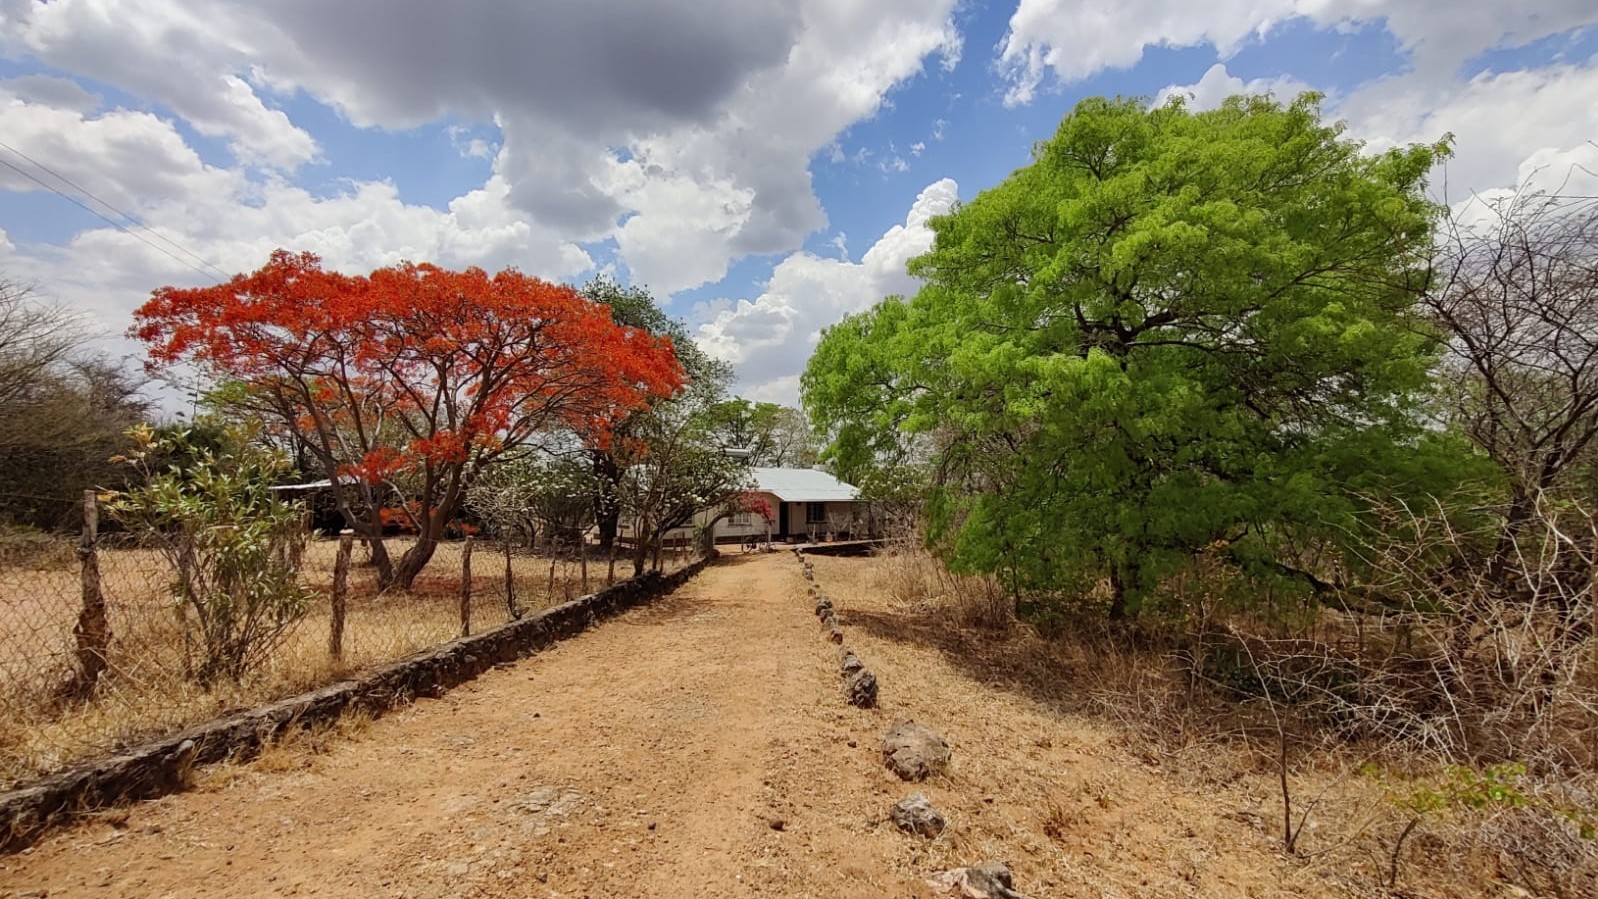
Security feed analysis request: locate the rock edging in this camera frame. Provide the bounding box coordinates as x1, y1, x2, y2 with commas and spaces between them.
797, 554, 879, 709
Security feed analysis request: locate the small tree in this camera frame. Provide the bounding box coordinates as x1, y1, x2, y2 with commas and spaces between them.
108, 426, 314, 684
468, 455, 596, 546
1427, 188, 1598, 569
617, 406, 752, 574
734, 491, 775, 548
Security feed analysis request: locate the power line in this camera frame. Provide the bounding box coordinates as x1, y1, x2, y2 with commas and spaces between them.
0, 144, 231, 283
0, 137, 233, 279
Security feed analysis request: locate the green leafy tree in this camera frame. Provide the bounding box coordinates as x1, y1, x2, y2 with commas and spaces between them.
805, 94, 1475, 618
578, 276, 731, 552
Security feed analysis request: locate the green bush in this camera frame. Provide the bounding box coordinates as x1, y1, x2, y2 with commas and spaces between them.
108, 425, 313, 684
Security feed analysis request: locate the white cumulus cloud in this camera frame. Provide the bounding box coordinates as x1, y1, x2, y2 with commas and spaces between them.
998, 0, 1598, 105
696, 178, 959, 403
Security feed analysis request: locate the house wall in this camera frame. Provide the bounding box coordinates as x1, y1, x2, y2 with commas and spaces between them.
775, 500, 859, 539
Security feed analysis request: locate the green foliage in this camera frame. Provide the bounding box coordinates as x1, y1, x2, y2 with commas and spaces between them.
804, 93, 1482, 617
1368, 762, 1598, 840
702, 398, 816, 467
581, 275, 731, 390
108, 425, 314, 684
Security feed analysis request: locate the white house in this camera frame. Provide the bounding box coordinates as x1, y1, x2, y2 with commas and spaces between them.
622, 467, 866, 546
731, 467, 864, 543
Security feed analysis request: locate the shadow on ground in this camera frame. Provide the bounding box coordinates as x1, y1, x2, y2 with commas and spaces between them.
837, 603, 1104, 717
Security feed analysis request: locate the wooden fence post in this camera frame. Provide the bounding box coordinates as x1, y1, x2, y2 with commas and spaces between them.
546, 536, 559, 599
71, 489, 110, 694
460, 535, 474, 637
503, 535, 517, 619
330, 529, 353, 662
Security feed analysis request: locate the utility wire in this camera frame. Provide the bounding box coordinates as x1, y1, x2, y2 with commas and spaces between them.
0, 143, 230, 283
0, 136, 232, 278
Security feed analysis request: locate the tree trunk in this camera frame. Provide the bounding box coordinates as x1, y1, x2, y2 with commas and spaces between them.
593, 451, 622, 552
392, 490, 466, 591
579, 537, 589, 594
547, 537, 560, 598
632, 534, 649, 577
1108, 564, 1129, 622
1490, 485, 1537, 591
329, 483, 396, 587
395, 501, 452, 592
366, 533, 396, 587
394, 535, 439, 592
71, 489, 109, 694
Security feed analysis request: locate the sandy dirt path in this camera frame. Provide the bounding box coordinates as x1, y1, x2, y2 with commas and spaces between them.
1, 553, 925, 899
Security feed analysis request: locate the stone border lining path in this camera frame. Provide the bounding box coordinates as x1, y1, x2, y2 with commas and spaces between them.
792, 547, 1036, 898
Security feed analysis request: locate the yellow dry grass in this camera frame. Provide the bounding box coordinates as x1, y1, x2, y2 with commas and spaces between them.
0, 536, 652, 788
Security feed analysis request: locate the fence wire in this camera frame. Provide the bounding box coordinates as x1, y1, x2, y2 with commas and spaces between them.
0, 517, 691, 789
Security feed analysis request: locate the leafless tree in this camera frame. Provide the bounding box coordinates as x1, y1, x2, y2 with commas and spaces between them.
0, 277, 84, 410
1426, 187, 1598, 553
0, 278, 148, 529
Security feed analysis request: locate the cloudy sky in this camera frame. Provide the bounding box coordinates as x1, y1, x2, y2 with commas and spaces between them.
2, 1, 1596, 405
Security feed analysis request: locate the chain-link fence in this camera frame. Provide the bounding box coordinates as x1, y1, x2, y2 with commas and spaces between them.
0, 495, 698, 789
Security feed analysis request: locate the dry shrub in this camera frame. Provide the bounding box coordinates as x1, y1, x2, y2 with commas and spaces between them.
1316, 497, 1598, 770
867, 538, 1013, 629
1478, 801, 1598, 899
876, 511, 1598, 894
0, 526, 76, 569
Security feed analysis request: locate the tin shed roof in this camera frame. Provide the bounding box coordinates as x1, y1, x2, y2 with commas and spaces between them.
751, 467, 860, 503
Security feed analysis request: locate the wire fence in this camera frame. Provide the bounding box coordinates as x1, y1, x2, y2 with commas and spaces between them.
0, 496, 700, 789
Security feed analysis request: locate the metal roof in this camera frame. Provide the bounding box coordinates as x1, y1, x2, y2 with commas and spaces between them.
750, 467, 860, 503
268, 474, 362, 491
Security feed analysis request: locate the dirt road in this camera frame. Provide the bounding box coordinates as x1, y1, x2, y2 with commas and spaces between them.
1, 552, 1363, 899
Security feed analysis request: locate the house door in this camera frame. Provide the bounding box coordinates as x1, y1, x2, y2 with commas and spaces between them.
778, 502, 789, 536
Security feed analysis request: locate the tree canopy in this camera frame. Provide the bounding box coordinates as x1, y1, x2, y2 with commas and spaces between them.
133, 251, 683, 589
804, 94, 1475, 616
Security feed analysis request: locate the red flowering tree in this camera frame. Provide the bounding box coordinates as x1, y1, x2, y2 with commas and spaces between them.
133, 250, 684, 589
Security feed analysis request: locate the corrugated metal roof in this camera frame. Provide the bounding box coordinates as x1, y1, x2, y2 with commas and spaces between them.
751, 467, 860, 502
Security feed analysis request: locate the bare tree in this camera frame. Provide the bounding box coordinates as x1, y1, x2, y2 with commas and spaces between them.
1426, 188, 1598, 551
0, 278, 148, 529
0, 277, 84, 410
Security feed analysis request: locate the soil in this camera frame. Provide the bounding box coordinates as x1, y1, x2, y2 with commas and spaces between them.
0, 552, 1425, 898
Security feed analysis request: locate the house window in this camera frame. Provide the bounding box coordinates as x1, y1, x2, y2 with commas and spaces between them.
806, 502, 827, 525
730, 511, 751, 526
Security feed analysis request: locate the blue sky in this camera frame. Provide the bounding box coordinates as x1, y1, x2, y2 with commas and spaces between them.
1, 1, 1596, 404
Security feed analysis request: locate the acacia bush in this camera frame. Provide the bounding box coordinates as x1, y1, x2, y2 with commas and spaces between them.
109, 427, 314, 684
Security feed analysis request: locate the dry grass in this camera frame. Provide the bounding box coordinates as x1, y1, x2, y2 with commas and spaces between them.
814, 544, 1598, 898
0, 535, 672, 788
